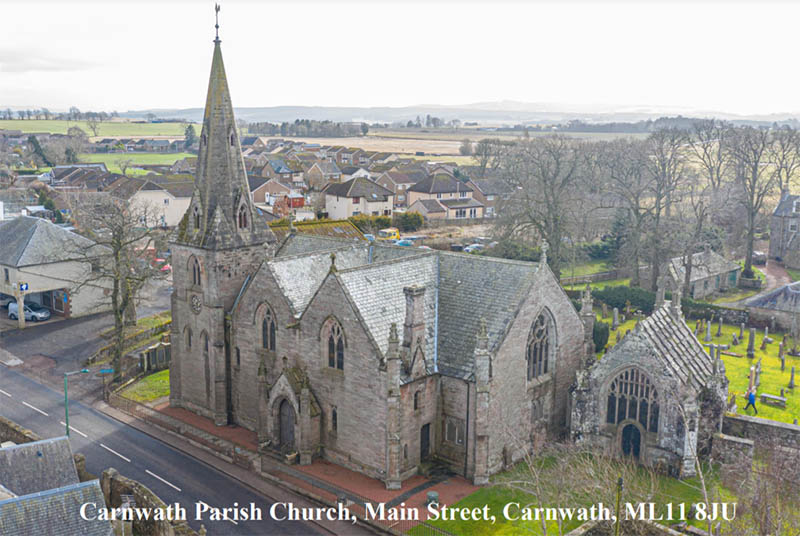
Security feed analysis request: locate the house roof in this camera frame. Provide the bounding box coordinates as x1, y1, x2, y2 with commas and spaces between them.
668, 249, 740, 284
468, 179, 512, 196
161, 181, 194, 198
746, 281, 800, 313
271, 221, 365, 247
247, 176, 268, 192
438, 198, 484, 209
0, 437, 79, 496
408, 174, 473, 194
324, 176, 393, 201
0, 216, 97, 267
413, 199, 446, 213
312, 161, 341, 175
773, 193, 800, 216
381, 171, 420, 185
0, 480, 113, 536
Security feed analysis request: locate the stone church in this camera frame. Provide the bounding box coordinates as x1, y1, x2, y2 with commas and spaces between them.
570, 288, 729, 477
168, 32, 591, 487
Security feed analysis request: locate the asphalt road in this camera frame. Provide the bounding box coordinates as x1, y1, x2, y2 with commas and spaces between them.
0, 364, 320, 536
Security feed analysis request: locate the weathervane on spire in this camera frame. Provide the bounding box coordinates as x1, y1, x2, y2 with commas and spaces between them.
214, 3, 221, 43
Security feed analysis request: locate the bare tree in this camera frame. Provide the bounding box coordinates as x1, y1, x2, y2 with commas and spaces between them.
689, 119, 731, 195
459, 138, 473, 156
727, 127, 775, 278
68, 194, 165, 381
496, 135, 585, 279
116, 158, 133, 177
768, 126, 800, 193
473, 138, 505, 178
85, 117, 101, 137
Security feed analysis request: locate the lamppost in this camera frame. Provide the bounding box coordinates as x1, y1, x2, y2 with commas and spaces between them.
64, 369, 89, 437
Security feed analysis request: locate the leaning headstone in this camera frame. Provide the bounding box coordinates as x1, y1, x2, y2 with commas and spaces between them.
739, 323, 745, 340
790, 367, 796, 390
716, 317, 723, 337
705, 321, 712, 342
760, 337, 768, 351
602, 303, 608, 319
747, 328, 756, 358
612, 308, 619, 330
732, 333, 739, 346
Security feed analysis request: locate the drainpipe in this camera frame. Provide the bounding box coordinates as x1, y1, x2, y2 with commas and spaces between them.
464, 378, 470, 478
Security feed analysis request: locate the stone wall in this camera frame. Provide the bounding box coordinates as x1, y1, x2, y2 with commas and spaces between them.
710, 432, 753, 475
0, 415, 41, 444
101, 468, 198, 536
722, 414, 800, 451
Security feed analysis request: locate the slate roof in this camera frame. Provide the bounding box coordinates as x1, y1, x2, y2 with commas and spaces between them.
469, 179, 512, 196
324, 176, 393, 201
248, 176, 268, 192
438, 198, 484, 209
0, 480, 113, 536
161, 181, 194, 198
773, 193, 800, 216
337, 253, 438, 369
0, 216, 97, 267
408, 174, 473, 194
275, 234, 358, 257
667, 249, 740, 283
617, 305, 714, 391
746, 281, 800, 313
313, 161, 341, 175
0, 437, 79, 496
272, 223, 365, 250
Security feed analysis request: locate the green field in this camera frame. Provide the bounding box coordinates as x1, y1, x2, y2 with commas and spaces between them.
0, 119, 198, 137
78, 152, 194, 174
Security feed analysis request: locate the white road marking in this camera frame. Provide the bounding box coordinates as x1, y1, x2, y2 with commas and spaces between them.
197, 501, 238, 524
146, 469, 181, 492
100, 443, 131, 463
0, 389, 11, 397
59, 422, 88, 438
22, 401, 48, 416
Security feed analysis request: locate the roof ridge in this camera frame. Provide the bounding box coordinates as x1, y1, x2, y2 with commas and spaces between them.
336, 250, 435, 275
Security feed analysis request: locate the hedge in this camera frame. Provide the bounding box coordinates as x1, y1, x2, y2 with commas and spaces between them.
593, 322, 610, 352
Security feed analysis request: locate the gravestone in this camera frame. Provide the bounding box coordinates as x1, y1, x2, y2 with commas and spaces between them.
717, 317, 723, 337
790, 367, 796, 390
602, 303, 608, 319
755, 360, 761, 387
781, 388, 785, 397
732, 333, 739, 346
739, 323, 745, 340
612, 308, 619, 331
760, 337, 768, 351
781, 343, 786, 371
795, 419, 798, 425
747, 328, 756, 358
765, 326, 769, 340
625, 300, 631, 315
705, 321, 712, 342
771, 316, 776, 332
748, 366, 755, 391
616, 331, 621, 343
695, 319, 701, 336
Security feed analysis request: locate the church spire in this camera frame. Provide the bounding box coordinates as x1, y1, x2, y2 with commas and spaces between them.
178, 6, 274, 249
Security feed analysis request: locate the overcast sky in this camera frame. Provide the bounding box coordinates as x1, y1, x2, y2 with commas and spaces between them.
2, 0, 799, 116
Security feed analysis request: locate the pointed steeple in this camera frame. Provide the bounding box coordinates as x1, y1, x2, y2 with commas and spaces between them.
178, 7, 274, 249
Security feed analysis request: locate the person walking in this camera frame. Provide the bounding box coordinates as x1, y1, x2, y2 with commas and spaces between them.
744, 388, 758, 415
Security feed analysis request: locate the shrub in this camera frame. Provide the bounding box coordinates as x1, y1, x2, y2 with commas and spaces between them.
393, 212, 423, 232
582, 242, 612, 260
478, 240, 541, 262
593, 321, 610, 352
593, 286, 656, 314
349, 214, 391, 232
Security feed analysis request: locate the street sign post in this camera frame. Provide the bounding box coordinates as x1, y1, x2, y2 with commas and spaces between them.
19, 282, 28, 292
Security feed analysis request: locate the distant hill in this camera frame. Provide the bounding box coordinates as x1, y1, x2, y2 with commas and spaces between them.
120, 101, 800, 126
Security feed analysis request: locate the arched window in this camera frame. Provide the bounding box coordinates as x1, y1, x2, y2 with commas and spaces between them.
193, 206, 201, 229
414, 391, 420, 410
331, 407, 338, 433
325, 320, 345, 370
261, 307, 276, 351
238, 205, 248, 229
185, 327, 193, 348
527, 312, 551, 380
190, 257, 201, 287
606, 368, 659, 434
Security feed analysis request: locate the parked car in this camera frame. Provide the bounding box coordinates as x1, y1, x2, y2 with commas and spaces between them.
377, 228, 400, 241
363, 234, 375, 242
449, 244, 464, 252
0, 293, 14, 309
393, 239, 414, 247
752, 251, 767, 265
464, 243, 485, 253
8, 302, 51, 322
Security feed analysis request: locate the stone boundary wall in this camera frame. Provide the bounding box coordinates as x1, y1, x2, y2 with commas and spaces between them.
561, 270, 620, 286
89, 319, 172, 365
722, 414, 800, 451
710, 432, 754, 474
0, 415, 41, 444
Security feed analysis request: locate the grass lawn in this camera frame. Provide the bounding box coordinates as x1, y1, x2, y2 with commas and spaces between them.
707, 287, 761, 304
120, 369, 170, 403
0, 119, 198, 137
416, 460, 726, 535
564, 278, 631, 291
78, 152, 194, 174
562, 259, 609, 279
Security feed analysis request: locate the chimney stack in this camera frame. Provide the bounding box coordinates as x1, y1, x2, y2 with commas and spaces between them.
403, 285, 426, 352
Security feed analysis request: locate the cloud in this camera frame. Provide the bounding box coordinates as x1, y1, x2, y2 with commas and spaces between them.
0, 48, 97, 73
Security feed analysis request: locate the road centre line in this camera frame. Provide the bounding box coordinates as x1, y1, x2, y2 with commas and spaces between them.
100, 443, 131, 462
22, 401, 48, 416
59, 421, 88, 438
146, 469, 182, 492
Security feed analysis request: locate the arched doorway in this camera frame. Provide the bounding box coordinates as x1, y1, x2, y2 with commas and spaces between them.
278, 399, 296, 451
621, 423, 641, 459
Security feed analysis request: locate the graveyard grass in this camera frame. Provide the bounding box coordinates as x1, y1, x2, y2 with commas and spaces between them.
120, 369, 170, 403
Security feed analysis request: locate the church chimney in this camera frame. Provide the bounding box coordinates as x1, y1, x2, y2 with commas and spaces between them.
403, 285, 426, 352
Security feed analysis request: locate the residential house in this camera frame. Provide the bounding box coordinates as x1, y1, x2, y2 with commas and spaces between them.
324, 176, 394, 219
666, 248, 741, 299
408, 197, 484, 220
466, 179, 512, 217
110, 177, 192, 227
340, 166, 371, 181
306, 161, 342, 189
375, 171, 424, 208
769, 191, 800, 268
170, 156, 197, 174
407, 173, 475, 207
338, 148, 361, 166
